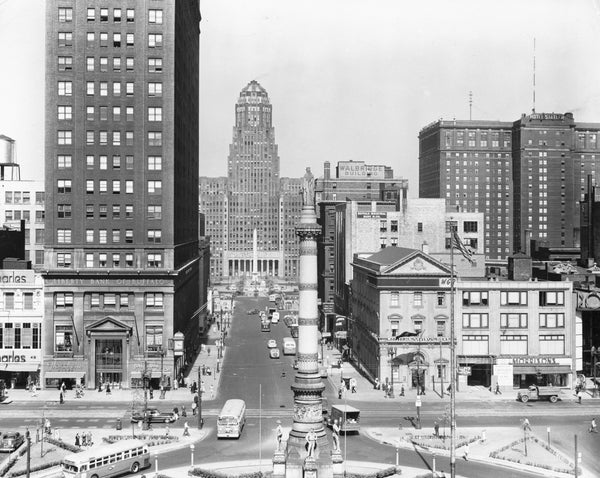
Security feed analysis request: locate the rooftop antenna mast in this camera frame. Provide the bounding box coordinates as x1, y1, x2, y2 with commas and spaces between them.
469, 91, 473, 120
532, 38, 536, 113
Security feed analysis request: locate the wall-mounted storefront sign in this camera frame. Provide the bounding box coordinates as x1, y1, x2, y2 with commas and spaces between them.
512, 357, 558, 365
0, 270, 35, 284
45, 278, 169, 287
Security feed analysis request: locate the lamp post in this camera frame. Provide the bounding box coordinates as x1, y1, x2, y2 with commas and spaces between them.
388, 347, 397, 398
190, 444, 195, 467
415, 394, 422, 430
591, 346, 598, 397
197, 367, 203, 429
439, 335, 444, 397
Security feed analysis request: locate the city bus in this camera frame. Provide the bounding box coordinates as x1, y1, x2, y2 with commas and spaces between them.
217, 399, 247, 438
283, 337, 296, 355
61, 439, 150, 478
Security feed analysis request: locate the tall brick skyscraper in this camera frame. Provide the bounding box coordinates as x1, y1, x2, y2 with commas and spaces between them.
43, 1, 201, 390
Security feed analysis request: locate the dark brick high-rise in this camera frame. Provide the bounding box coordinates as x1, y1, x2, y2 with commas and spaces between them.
43, 0, 201, 389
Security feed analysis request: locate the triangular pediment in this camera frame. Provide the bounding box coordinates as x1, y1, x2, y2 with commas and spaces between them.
87, 316, 132, 334
383, 252, 451, 276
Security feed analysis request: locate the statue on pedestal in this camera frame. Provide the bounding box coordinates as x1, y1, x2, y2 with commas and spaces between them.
305, 428, 318, 458
276, 422, 283, 452
301, 167, 315, 207
332, 419, 340, 452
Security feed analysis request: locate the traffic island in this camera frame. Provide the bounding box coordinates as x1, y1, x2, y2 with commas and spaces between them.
489, 435, 577, 476
1, 427, 205, 478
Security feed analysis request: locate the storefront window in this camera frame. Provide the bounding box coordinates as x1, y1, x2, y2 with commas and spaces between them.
55, 325, 73, 352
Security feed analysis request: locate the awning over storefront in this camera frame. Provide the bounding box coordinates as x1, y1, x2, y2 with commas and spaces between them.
44, 371, 86, 379
513, 365, 571, 374
1, 363, 40, 372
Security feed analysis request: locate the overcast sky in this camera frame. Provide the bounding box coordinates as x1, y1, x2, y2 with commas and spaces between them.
1, 0, 600, 196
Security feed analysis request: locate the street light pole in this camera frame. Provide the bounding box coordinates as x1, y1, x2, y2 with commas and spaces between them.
439, 336, 444, 397
197, 367, 203, 429
388, 347, 396, 398
592, 346, 598, 398
415, 394, 422, 430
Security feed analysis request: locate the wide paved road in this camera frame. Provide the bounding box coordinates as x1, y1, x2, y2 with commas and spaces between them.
2, 296, 599, 477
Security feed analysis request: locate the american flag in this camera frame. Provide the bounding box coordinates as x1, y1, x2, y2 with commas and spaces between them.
452, 231, 474, 264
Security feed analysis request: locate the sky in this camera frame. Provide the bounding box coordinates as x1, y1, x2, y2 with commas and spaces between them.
1, 0, 600, 196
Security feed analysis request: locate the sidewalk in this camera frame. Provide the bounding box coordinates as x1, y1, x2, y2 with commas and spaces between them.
2, 320, 225, 407
320, 347, 595, 407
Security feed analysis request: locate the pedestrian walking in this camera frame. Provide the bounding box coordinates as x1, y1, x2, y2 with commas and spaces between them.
374, 378, 380, 390
59, 391, 64, 404
495, 384, 502, 394
400, 384, 405, 396
106, 383, 111, 396
522, 418, 532, 431
87, 431, 93, 446
183, 421, 190, 436
165, 425, 170, 437
149, 388, 154, 400
192, 400, 198, 416
434, 421, 440, 438
577, 390, 583, 404
589, 418, 598, 433
463, 442, 469, 461
81, 432, 87, 447
61, 381, 66, 395
181, 405, 187, 417
75, 433, 80, 448
338, 386, 343, 399
191, 381, 197, 394
350, 378, 357, 393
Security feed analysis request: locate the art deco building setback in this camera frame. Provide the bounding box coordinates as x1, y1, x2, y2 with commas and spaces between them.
43, 1, 201, 389
0, 260, 44, 390
200, 81, 302, 283
350, 248, 576, 393
419, 112, 600, 261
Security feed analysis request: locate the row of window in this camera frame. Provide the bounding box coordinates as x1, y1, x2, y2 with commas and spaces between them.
56, 179, 162, 195
1, 292, 35, 310
462, 334, 565, 355
462, 290, 565, 306
4, 210, 45, 224
58, 155, 139, 170
54, 249, 163, 268
56, 129, 163, 147
59, 105, 161, 121
56, 325, 162, 354
57, 204, 162, 221
59, 6, 163, 24
4, 191, 44, 205
0, 323, 41, 349
55, 292, 163, 309
462, 312, 565, 328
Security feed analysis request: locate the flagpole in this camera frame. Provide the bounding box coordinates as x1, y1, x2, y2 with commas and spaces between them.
450, 231, 457, 478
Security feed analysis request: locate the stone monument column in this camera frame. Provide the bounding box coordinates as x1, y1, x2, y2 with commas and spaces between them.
281, 167, 331, 478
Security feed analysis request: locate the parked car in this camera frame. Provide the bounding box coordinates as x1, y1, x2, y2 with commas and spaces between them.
247, 308, 259, 315
0, 432, 24, 452
267, 339, 277, 349
269, 348, 281, 359
130, 408, 176, 424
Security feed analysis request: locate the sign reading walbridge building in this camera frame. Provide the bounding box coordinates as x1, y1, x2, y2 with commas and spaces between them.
337, 161, 387, 179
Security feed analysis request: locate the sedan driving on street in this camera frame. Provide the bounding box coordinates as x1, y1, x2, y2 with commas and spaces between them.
267, 339, 277, 348
269, 348, 281, 359
130, 408, 176, 424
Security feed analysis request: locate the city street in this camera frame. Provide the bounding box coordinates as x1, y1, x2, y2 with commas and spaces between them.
2, 296, 599, 477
